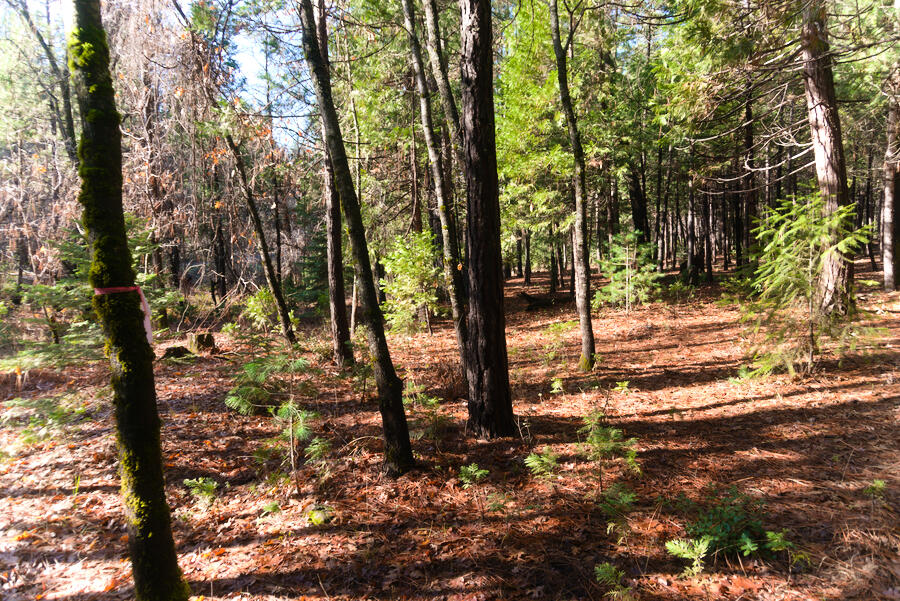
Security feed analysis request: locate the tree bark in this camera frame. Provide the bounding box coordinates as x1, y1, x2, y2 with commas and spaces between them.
401, 0, 469, 373
316, 0, 354, 367
884, 87, 899, 291
423, 0, 464, 167
67, 2, 189, 598
801, 2, 854, 314
549, 0, 595, 370
299, 0, 413, 473
458, 0, 515, 438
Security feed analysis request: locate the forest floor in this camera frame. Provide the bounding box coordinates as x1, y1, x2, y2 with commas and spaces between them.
1, 266, 899, 601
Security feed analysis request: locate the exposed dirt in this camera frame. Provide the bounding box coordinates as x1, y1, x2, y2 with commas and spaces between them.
2, 269, 898, 601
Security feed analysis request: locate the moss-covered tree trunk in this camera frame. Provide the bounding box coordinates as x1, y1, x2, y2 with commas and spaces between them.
66, 2, 189, 599
298, 0, 414, 474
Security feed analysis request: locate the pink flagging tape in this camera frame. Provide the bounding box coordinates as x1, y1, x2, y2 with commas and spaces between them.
93, 285, 153, 346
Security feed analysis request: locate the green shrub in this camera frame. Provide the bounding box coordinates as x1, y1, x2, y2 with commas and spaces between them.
184, 477, 218, 506
524, 447, 559, 479
593, 232, 661, 312
743, 194, 873, 375
380, 231, 441, 332
459, 463, 489, 489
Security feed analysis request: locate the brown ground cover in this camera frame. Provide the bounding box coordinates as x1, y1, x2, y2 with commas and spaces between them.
2, 269, 898, 601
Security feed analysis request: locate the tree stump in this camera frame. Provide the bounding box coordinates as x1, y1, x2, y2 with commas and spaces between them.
188, 333, 217, 355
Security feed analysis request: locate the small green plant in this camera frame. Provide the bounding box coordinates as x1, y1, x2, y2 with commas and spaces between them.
224, 354, 313, 416
667, 486, 794, 574
486, 492, 510, 512
594, 562, 634, 600
307, 505, 334, 525
598, 483, 638, 544
260, 501, 281, 516
863, 479, 886, 499
404, 386, 451, 442
666, 280, 696, 303
593, 231, 661, 312
184, 477, 218, 506
243, 287, 278, 332
579, 410, 641, 481
459, 463, 489, 489
743, 194, 873, 375
304, 437, 332, 462
524, 447, 559, 479
665, 536, 712, 576
549, 376, 564, 394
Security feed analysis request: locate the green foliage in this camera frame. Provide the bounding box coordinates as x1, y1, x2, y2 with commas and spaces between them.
224, 354, 312, 415
459, 463, 489, 489
307, 505, 334, 525
242, 287, 278, 332
404, 383, 451, 442
665, 280, 696, 303
665, 536, 712, 576
593, 232, 661, 312
863, 479, 886, 499
1, 394, 89, 445
380, 231, 441, 333
743, 194, 872, 375
260, 501, 281, 516
579, 410, 641, 475
667, 486, 793, 574
594, 562, 634, 600
304, 436, 332, 462
524, 447, 559, 480
183, 477, 218, 506
549, 376, 564, 394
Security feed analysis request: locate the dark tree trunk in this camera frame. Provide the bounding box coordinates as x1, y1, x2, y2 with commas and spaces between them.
743, 88, 757, 256
549, 0, 594, 369
686, 173, 698, 284
300, 0, 413, 473
67, 3, 189, 598
549, 224, 558, 294
702, 189, 713, 282
516, 235, 523, 277
401, 0, 468, 372
458, 0, 515, 438
628, 165, 650, 243
801, 2, 854, 314
316, 0, 353, 367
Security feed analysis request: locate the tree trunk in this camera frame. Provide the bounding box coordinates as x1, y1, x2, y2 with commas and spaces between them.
523, 229, 531, 285
401, 0, 468, 372
549, 0, 594, 369
628, 165, 650, 243
884, 90, 899, 291
458, 0, 515, 438
423, 0, 464, 167
225, 134, 296, 345
67, 2, 189, 598
299, 0, 413, 474
316, 0, 354, 367
801, 2, 854, 314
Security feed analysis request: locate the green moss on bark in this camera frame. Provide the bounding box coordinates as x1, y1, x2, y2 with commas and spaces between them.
68, 2, 189, 599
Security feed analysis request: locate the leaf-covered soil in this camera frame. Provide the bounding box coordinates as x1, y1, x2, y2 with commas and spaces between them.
2, 270, 899, 601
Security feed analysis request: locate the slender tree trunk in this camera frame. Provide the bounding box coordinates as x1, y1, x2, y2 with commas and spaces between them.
801, 2, 854, 314
401, 0, 468, 372
458, 0, 515, 438
628, 165, 650, 243
549, 0, 594, 369
423, 0, 464, 167
67, 3, 188, 598
884, 90, 899, 291
316, 0, 353, 366
299, 0, 413, 473
524, 229, 531, 285
225, 135, 296, 344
